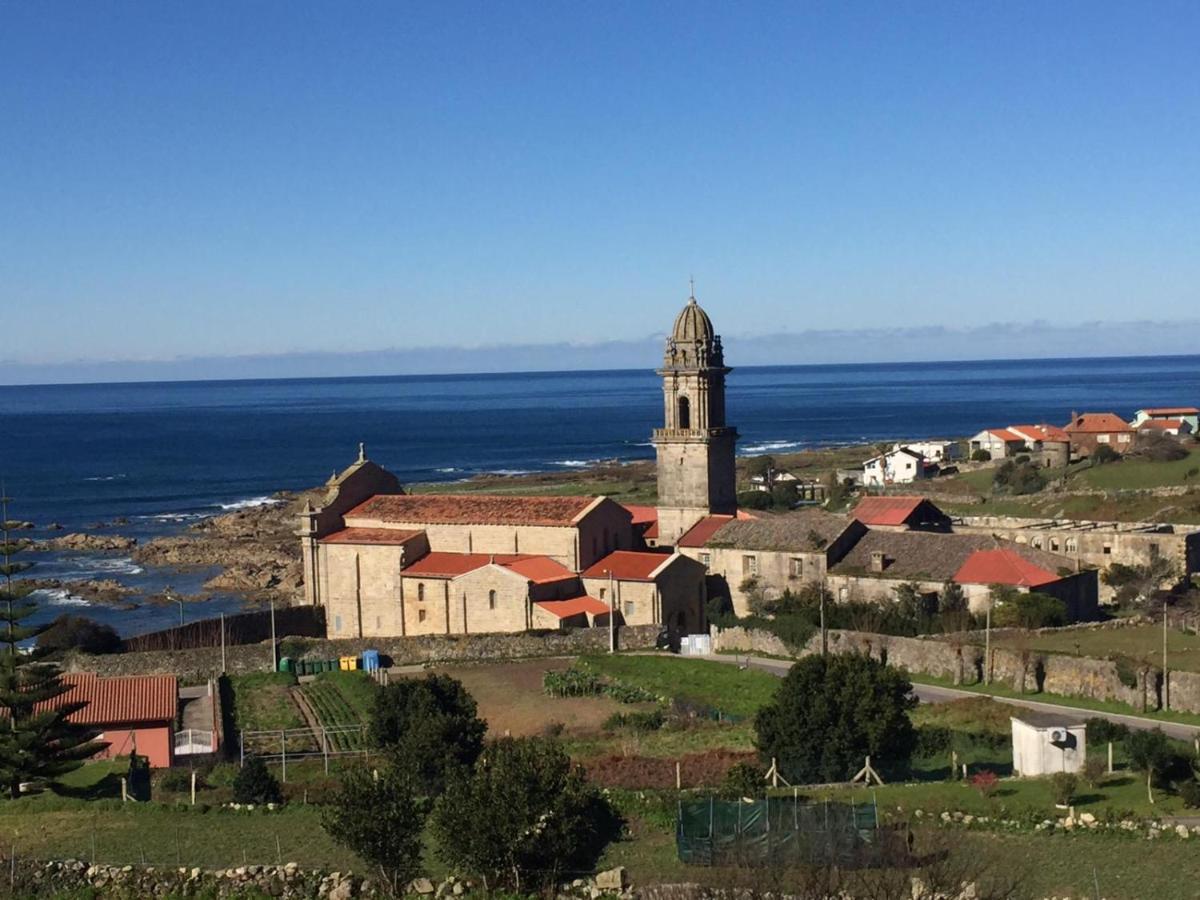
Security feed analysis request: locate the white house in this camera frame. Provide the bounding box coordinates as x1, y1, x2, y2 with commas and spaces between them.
1131, 407, 1200, 432
862, 447, 926, 486
893, 441, 962, 463
1011, 714, 1086, 776
968, 428, 1028, 459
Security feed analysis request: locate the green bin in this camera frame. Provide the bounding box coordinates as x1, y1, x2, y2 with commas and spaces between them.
278, 656, 293, 674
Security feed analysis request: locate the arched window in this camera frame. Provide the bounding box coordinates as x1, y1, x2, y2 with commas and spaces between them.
677, 396, 691, 429
488, 590, 497, 610
417, 583, 425, 602
1066, 538, 1078, 553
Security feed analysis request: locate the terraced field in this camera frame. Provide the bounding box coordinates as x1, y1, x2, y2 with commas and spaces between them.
297, 673, 376, 751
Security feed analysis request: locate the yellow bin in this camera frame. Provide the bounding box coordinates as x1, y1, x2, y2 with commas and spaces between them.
339, 655, 358, 671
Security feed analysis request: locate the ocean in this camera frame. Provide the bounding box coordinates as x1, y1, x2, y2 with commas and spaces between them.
2, 354, 1198, 634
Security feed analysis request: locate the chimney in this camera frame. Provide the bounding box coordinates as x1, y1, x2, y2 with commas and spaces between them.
870, 551, 887, 573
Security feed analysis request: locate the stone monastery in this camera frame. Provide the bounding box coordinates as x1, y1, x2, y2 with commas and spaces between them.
300, 294, 735, 638
300, 293, 1112, 639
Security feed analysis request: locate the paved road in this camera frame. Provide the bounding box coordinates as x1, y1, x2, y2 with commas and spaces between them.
702, 652, 1200, 742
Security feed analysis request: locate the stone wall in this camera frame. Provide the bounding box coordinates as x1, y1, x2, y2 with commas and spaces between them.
68, 624, 661, 683
712, 624, 1192, 714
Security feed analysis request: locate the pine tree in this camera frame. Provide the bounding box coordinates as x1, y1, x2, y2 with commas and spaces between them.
0, 495, 105, 798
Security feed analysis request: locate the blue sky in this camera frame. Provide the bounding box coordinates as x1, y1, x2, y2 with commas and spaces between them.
2, 2, 1198, 373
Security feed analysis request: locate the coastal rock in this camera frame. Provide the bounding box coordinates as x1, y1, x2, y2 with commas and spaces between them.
3, 520, 35, 531
39, 533, 137, 552
25, 578, 139, 607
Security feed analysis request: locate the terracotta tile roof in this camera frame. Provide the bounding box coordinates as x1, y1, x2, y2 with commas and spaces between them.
621, 505, 659, 526
1065, 413, 1134, 434
401, 552, 574, 582
1141, 407, 1200, 415
829, 531, 1071, 583
643, 521, 660, 540
1137, 419, 1184, 431
535, 596, 611, 619
953, 548, 1059, 587
1009, 424, 1070, 443
852, 496, 930, 527
699, 509, 854, 552
677, 515, 736, 548
39, 673, 177, 726
319, 527, 425, 545
346, 493, 605, 527
582, 550, 674, 581
986, 428, 1024, 442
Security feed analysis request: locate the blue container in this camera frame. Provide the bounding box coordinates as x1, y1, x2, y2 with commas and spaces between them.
361, 649, 381, 672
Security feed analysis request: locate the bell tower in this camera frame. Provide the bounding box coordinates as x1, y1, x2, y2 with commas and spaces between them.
653, 291, 738, 544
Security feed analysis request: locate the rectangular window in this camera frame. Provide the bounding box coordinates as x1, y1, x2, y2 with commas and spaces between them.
334, 615, 342, 633
376, 616, 381, 630
624, 600, 636, 617
1049, 539, 1059, 552
418, 608, 427, 623
1097, 434, 1110, 443
790, 557, 804, 577
700, 553, 711, 568
1118, 434, 1131, 443
742, 555, 758, 576
1103, 544, 1112, 555
599, 587, 606, 600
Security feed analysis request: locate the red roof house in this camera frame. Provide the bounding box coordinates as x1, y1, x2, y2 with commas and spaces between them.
952, 549, 1059, 588
851, 496, 951, 531
40, 673, 179, 768
1064, 413, 1135, 457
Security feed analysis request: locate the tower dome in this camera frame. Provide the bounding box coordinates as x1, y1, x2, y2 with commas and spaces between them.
671, 296, 715, 344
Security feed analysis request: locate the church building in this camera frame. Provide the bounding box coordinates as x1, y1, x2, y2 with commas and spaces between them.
300, 292, 737, 640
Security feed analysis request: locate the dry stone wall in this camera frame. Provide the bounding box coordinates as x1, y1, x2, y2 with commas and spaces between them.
712, 624, 1194, 714
69, 624, 660, 682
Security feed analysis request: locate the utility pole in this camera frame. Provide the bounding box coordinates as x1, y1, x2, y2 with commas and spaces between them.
1164, 598, 1170, 708
819, 587, 828, 656
984, 597, 992, 685
607, 569, 616, 654
220, 612, 227, 673
269, 599, 278, 673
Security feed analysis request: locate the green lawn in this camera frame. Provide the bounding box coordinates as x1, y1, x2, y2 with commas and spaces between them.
581, 654, 781, 718
227, 672, 306, 732
1074, 448, 1200, 491
989, 622, 1200, 673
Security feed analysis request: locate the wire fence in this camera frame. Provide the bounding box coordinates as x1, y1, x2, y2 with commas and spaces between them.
240, 725, 372, 779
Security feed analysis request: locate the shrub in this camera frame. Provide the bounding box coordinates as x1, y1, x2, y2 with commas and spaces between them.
1050, 772, 1078, 806
1082, 756, 1107, 788
737, 490, 772, 511
431, 738, 618, 891
159, 768, 206, 793
720, 762, 766, 799
915, 726, 955, 758
754, 653, 917, 783
602, 710, 664, 733
1092, 444, 1120, 465
993, 459, 1046, 495
1131, 434, 1189, 462
36, 615, 122, 655
992, 592, 1067, 629
970, 770, 999, 798
971, 449, 992, 462
1084, 717, 1130, 744
232, 757, 282, 805
321, 763, 426, 895
1179, 780, 1200, 809
369, 674, 487, 794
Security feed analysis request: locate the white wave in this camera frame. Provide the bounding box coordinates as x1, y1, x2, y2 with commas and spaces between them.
555, 459, 598, 468
33, 588, 90, 607
218, 496, 283, 511
64, 557, 144, 577
435, 467, 463, 474
487, 469, 534, 476
84, 474, 127, 482
627, 441, 655, 448
137, 511, 209, 522
740, 440, 805, 454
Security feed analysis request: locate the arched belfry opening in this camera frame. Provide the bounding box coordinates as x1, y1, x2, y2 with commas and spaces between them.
677, 396, 691, 430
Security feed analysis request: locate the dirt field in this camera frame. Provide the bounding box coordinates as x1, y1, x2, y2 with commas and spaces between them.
424, 658, 626, 737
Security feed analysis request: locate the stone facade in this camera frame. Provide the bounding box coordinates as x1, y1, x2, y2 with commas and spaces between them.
581, 553, 708, 632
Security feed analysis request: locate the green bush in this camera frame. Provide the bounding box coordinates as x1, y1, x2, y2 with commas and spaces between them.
992, 592, 1067, 628
1092, 444, 1120, 465
993, 459, 1046, 495
1179, 779, 1200, 809
602, 709, 665, 733
1082, 756, 1107, 788
37, 615, 123, 655
1084, 717, 1131, 744
232, 756, 282, 805
1050, 772, 1078, 806
971, 449, 991, 462
720, 762, 766, 799
737, 490, 772, 511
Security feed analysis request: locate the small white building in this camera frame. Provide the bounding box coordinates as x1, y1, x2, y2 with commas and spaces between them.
894, 440, 962, 463
968, 428, 1027, 459
1011, 714, 1086, 776
1131, 407, 1200, 432
863, 447, 926, 486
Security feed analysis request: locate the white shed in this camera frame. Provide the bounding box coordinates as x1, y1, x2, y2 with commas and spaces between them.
1011, 713, 1086, 776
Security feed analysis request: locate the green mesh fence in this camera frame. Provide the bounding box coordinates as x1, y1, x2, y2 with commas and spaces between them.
676, 796, 885, 867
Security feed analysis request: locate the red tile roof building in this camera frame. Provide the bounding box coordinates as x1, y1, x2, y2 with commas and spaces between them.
39, 674, 179, 768
1064, 412, 1135, 457
851, 496, 950, 530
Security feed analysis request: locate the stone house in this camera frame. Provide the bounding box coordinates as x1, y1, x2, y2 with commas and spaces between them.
1064, 413, 1135, 458
953, 515, 1200, 603
580, 550, 708, 632
675, 509, 865, 617
825, 530, 1099, 620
